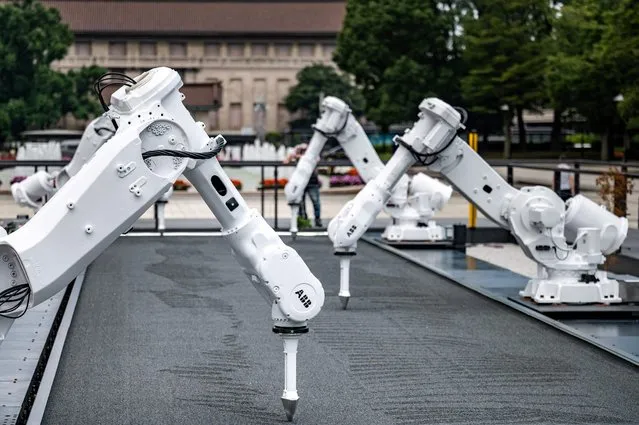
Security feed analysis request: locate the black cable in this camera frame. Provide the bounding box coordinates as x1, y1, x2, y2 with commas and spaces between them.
548, 230, 571, 261
93, 72, 226, 162
393, 131, 458, 166
390, 104, 469, 166
93, 72, 136, 130
142, 136, 227, 161
313, 114, 349, 139
0, 284, 31, 319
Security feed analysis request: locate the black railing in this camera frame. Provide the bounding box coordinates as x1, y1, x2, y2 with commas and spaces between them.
217, 160, 352, 229
2, 158, 638, 229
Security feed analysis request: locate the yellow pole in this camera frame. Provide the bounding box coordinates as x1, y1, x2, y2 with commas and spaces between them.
468, 132, 478, 228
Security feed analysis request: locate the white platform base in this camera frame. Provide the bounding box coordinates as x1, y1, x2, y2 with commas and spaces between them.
519, 272, 621, 304
382, 221, 447, 242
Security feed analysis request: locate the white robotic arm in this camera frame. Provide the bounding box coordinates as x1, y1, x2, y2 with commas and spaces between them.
330, 97, 627, 304
10, 114, 116, 210
284, 96, 386, 236
0, 67, 324, 420
286, 97, 453, 307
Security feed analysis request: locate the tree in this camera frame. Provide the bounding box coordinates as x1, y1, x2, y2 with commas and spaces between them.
334, 0, 465, 130
598, 0, 639, 157
0, 0, 105, 142
462, 0, 553, 158
285, 64, 365, 130
546, 0, 624, 160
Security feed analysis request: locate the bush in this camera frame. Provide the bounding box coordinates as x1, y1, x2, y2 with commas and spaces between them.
329, 174, 364, 187
596, 167, 634, 217
231, 179, 242, 191
259, 178, 288, 189
265, 132, 283, 147
297, 216, 312, 229
566, 133, 598, 146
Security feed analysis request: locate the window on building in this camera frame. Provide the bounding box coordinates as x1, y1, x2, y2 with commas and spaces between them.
109, 42, 127, 57
229, 103, 243, 130
209, 109, 220, 130
298, 44, 315, 57
75, 41, 92, 57
139, 42, 157, 57
277, 104, 290, 131
194, 111, 210, 130
323, 44, 336, 58
253, 79, 267, 103
275, 43, 292, 57
228, 43, 245, 57
251, 43, 268, 57
276, 79, 290, 103
205, 42, 220, 56
169, 42, 187, 57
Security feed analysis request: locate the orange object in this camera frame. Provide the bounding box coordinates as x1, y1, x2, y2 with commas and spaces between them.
173, 179, 191, 191
231, 179, 243, 191
347, 168, 359, 176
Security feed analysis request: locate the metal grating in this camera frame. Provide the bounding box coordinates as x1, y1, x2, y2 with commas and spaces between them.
0, 291, 65, 425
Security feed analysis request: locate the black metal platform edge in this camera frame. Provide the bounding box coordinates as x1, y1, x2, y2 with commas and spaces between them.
509, 295, 639, 320
16, 280, 75, 425
375, 237, 457, 250
467, 227, 517, 244
361, 236, 639, 367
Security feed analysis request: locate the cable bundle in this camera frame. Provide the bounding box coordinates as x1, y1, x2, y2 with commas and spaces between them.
92, 71, 225, 161
393, 106, 468, 166
142, 135, 227, 160
0, 284, 31, 319
93, 72, 136, 130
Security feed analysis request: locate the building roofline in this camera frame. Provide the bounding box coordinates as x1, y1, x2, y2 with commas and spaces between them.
73, 32, 340, 39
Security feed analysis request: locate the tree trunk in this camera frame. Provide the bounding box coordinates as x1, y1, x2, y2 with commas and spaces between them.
516, 106, 526, 151
600, 131, 608, 161
550, 108, 563, 152
600, 123, 617, 161
503, 112, 513, 159
621, 120, 631, 161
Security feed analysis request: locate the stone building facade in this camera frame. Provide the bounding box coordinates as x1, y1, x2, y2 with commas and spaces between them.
44, 0, 346, 133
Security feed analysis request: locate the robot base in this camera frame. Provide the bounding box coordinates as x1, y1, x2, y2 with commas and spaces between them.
382, 221, 449, 243
519, 272, 621, 305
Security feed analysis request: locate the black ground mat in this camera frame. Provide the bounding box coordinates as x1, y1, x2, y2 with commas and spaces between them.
43, 236, 638, 425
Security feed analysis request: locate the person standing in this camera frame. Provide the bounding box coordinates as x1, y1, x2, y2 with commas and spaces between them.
305, 167, 322, 227
284, 143, 322, 227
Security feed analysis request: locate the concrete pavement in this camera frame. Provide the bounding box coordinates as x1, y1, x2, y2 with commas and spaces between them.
1, 188, 636, 229
0, 165, 636, 228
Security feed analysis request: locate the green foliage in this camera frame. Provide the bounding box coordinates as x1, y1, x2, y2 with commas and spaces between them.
297, 215, 312, 230
335, 0, 465, 130
545, 0, 620, 134
62, 66, 108, 120
462, 0, 551, 110
565, 133, 598, 145
285, 64, 364, 129
265, 131, 283, 146
598, 0, 639, 130
462, 0, 552, 157
544, 0, 639, 159
0, 0, 105, 142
